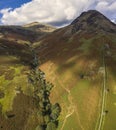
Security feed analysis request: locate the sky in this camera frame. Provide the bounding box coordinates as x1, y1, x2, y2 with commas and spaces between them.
0, 0, 116, 27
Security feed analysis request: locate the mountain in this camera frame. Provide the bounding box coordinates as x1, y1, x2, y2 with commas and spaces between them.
0, 10, 116, 130
0, 22, 56, 42
0, 23, 56, 64
23, 22, 56, 33
71, 10, 116, 33
36, 10, 116, 130
0, 25, 38, 42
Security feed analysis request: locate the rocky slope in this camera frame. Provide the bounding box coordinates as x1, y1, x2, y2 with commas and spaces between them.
71, 10, 116, 34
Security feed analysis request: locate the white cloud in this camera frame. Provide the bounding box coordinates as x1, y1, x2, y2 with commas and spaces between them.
0, 0, 94, 26
111, 19, 116, 23
96, 1, 116, 12
95, 1, 116, 23
0, 0, 116, 26
96, 1, 109, 11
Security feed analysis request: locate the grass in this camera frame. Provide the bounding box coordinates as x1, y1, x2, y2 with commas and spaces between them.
103, 72, 116, 130
0, 56, 19, 64
0, 56, 33, 114
71, 80, 100, 130
0, 75, 16, 113
40, 59, 102, 130
78, 38, 93, 54
68, 37, 74, 43
0, 32, 115, 129
63, 113, 80, 130
104, 93, 116, 130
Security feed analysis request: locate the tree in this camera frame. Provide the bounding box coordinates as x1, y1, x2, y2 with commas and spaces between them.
35, 125, 44, 130
50, 103, 61, 122
46, 122, 57, 130
28, 49, 61, 130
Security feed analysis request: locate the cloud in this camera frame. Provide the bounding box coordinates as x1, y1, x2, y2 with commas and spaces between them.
0, 0, 116, 26
95, 0, 116, 23
111, 19, 116, 23
96, 1, 116, 13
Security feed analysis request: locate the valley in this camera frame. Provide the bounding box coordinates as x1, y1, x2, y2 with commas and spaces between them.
0, 10, 116, 130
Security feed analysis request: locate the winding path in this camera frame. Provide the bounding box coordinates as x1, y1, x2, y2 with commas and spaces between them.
59, 79, 84, 130
47, 62, 84, 130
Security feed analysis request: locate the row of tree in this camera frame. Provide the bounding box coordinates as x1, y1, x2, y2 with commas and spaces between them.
28, 49, 61, 130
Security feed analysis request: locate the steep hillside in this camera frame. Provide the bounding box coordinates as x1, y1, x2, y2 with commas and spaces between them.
0, 23, 56, 130
0, 10, 116, 130
35, 10, 116, 130
71, 10, 116, 33
0, 22, 56, 43
0, 26, 37, 42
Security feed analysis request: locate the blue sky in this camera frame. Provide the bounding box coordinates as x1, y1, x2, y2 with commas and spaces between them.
0, 0, 116, 26
0, 0, 31, 23
0, 0, 31, 9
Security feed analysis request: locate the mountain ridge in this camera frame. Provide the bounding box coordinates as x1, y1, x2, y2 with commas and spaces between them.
70, 10, 116, 34
23, 22, 56, 33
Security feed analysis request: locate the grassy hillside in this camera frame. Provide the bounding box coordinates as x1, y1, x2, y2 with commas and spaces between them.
0, 32, 115, 130
38, 32, 116, 130
0, 10, 116, 130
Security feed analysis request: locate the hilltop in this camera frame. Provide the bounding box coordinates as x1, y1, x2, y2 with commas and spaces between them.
23, 22, 56, 33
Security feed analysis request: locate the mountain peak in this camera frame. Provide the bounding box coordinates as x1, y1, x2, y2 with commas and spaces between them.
71, 10, 116, 33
